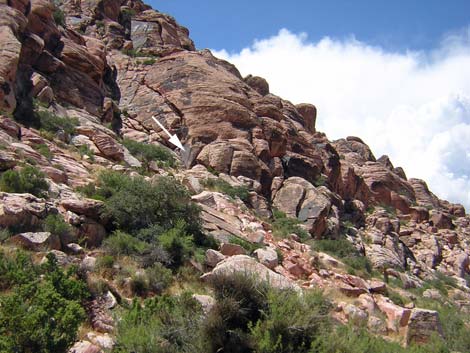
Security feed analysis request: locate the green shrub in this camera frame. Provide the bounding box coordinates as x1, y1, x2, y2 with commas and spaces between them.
78, 145, 95, 161
415, 299, 470, 352
34, 144, 53, 160
271, 209, 310, 240
0, 228, 11, 242
314, 238, 358, 258
113, 293, 203, 353
36, 110, 78, 136
0, 250, 38, 290
122, 138, 175, 169
343, 256, 372, 275
387, 289, 406, 306
313, 174, 327, 187
202, 178, 250, 202
202, 273, 270, 353
121, 49, 150, 58
142, 58, 156, 65
131, 273, 149, 296
43, 213, 73, 239
313, 324, 450, 353
103, 230, 148, 257
229, 236, 261, 254
146, 263, 172, 294
250, 289, 331, 353
0, 166, 49, 197
158, 221, 194, 268
75, 182, 104, 201
0, 253, 87, 353
99, 172, 201, 236
96, 255, 115, 269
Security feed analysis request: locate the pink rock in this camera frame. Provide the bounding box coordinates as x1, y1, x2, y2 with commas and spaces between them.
376, 297, 411, 332
220, 243, 246, 256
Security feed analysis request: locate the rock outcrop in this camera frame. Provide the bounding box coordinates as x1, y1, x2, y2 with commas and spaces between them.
0, 0, 468, 349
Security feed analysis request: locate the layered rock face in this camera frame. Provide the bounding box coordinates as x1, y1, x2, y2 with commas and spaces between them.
1, 0, 470, 350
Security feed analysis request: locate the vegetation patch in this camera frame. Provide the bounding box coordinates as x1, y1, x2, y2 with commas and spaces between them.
122, 139, 175, 169
201, 178, 250, 202
0, 251, 88, 352
34, 144, 53, 160
271, 209, 310, 240
313, 238, 372, 276
0, 165, 49, 197
43, 213, 73, 240
36, 110, 79, 136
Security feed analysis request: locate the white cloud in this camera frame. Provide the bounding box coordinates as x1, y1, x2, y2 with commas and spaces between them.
213, 29, 470, 210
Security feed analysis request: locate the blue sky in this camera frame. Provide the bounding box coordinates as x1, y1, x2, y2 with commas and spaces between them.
151, 0, 470, 52
149, 1, 470, 209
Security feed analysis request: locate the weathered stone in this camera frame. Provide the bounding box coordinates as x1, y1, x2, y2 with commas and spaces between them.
376, 297, 412, 332
60, 198, 104, 219
430, 211, 453, 229
69, 341, 102, 353
201, 255, 299, 290
205, 249, 225, 267
192, 294, 215, 314
10, 232, 61, 251
244, 75, 269, 96
80, 255, 97, 272
220, 242, 246, 256
254, 247, 278, 269
295, 103, 316, 133
405, 308, 443, 345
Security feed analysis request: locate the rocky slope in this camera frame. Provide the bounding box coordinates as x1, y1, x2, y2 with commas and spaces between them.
1, 0, 470, 351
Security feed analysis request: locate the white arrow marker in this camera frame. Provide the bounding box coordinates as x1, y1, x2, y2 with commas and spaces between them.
151, 116, 185, 151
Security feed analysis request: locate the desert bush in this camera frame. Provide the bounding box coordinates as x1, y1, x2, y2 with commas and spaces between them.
0, 228, 11, 242
36, 110, 78, 136
113, 293, 203, 353
0, 165, 49, 197
97, 172, 200, 236
0, 250, 38, 290
202, 178, 250, 202
158, 221, 194, 268
103, 230, 149, 257
52, 0, 66, 27
415, 299, 470, 352
313, 238, 358, 258
202, 273, 270, 353
96, 255, 115, 269
146, 263, 172, 294
250, 289, 331, 353
142, 58, 156, 65
0, 253, 87, 353
122, 139, 175, 169
34, 144, 53, 160
313, 238, 372, 276
312, 325, 448, 353
131, 273, 149, 296
78, 145, 95, 160
43, 213, 73, 239
229, 236, 261, 254
271, 209, 310, 240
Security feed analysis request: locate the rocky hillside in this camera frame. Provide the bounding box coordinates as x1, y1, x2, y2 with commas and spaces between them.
1, 0, 470, 352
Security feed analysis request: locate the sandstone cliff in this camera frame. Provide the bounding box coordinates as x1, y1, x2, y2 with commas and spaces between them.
0, 0, 469, 351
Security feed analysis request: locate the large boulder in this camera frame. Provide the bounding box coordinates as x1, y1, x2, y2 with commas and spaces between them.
10, 231, 61, 251
273, 177, 331, 238
201, 255, 299, 291
295, 103, 316, 134
0, 192, 50, 228
405, 309, 443, 345
244, 75, 269, 96
60, 198, 104, 219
